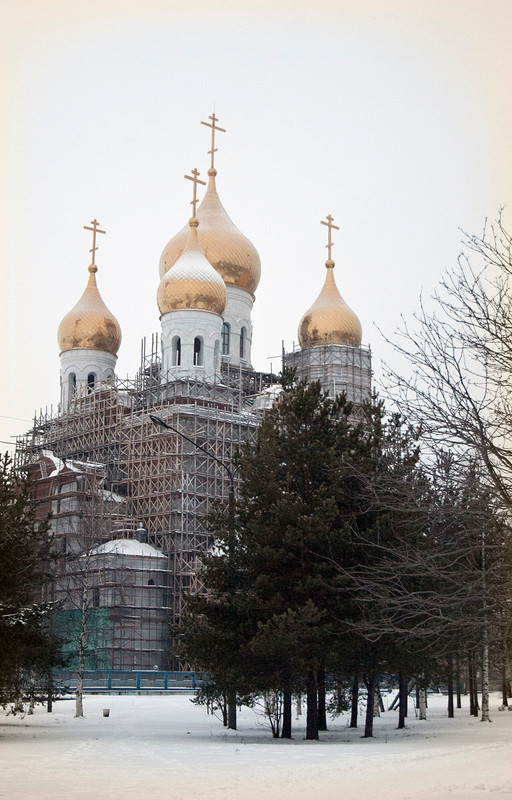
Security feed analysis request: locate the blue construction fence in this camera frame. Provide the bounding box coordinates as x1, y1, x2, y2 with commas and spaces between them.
52, 669, 206, 693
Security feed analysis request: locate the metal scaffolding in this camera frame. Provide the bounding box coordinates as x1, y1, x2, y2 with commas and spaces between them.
16, 338, 268, 669
284, 341, 372, 403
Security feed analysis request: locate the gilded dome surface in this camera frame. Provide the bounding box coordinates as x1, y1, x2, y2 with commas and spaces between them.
159, 170, 261, 294
298, 261, 362, 348
57, 265, 121, 355
157, 220, 227, 316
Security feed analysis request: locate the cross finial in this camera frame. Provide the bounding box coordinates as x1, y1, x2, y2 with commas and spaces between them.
184, 168, 206, 217
320, 214, 340, 263
201, 112, 226, 171
83, 219, 106, 265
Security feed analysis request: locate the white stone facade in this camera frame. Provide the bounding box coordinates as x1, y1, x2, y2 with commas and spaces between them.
60, 348, 117, 411
160, 308, 223, 382
221, 286, 255, 369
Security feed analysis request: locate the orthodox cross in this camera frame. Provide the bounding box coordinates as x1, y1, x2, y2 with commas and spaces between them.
84, 219, 106, 265
185, 168, 206, 216
201, 113, 226, 170
320, 214, 339, 261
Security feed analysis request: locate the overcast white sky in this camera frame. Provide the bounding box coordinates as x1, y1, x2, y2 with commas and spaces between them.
1, 0, 511, 452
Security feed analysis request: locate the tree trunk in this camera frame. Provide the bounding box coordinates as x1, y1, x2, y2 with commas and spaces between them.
469, 650, 479, 717
47, 669, 53, 713
317, 667, 327, 731
75, 584, 88, 718
456, 655, 462, 709
306, 670, 319, 740
28, 672, 36, 715
480, 529, 491, 723
296, 693, 302, 717
397, 671, 407, 729
447, 660, 454, 718
481, 629, 491, 722
363, 674, 376, 737
281, 687, 292, 739
350, 674, 359, 728
418, 687, 427, 720
227, 689, 237, 730
13, 694, 24, 715
468, 652, 475, 715
501, 653, 509, 707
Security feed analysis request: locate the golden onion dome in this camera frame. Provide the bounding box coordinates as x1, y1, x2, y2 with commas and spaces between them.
157, 218, 227, 316
159, 169, 261, 294
57, 265, 121, 355
298, 259, 362, 348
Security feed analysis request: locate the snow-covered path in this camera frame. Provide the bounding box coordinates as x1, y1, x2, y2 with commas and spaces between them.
1, 693, 511, 800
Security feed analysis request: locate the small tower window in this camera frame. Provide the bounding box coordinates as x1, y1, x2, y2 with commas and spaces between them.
92, 588, 100, 607
221, 322, 230, 355
87, 373, 96, 393
240, 327, 247, 359
194, 337, 203, 366
172, 336, 181, 366
69, 373, 76, 397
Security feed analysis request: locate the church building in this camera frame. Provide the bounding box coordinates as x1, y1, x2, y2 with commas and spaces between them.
16, 115, 371, 671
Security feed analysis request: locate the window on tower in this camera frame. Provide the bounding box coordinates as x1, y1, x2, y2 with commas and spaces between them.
69, 373, 76, 397
87, 373, 96, 393
172, 336, 181, 366
221, 322, 230, 355
240, 327, 247, 359
194, 337, 203, 366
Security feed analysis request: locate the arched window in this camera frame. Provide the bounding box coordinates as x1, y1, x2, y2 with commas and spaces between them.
172, 336, 181, 366
240, 327, 247, 359
147, 579, 155, 586
92, 588, 100, 608
214, 340, 220, 370
221, 322, 230, 355
194, 337, 203, 366
87, 373, 96, 393
69, 373, 76, 397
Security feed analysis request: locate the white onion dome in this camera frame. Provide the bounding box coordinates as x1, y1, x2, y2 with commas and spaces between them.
298, 259, 362, 348
57, 264, 121, 355
159, 168, 261, 294
157, 217, 227, 316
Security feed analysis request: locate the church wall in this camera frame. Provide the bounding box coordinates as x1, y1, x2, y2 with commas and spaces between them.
284, 343, 372, 403
60, 347, 117, 411
222, 286, 255, 368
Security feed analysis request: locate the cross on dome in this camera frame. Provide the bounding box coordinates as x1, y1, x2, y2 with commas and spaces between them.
185, 168, 206, 217
201, 112, 226, 171
84, 219, 106, 267
320, 214, 339, 264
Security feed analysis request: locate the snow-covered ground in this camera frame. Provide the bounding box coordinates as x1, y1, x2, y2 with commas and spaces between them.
1, 691, 511, 800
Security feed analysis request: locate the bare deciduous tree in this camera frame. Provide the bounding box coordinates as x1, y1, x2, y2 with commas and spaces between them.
383, 214, 512, 720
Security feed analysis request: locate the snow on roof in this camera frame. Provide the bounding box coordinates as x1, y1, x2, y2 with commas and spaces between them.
41, 450, 65, 478
251, 384, 282, 409
90, 539, 166, 559
68, 459, 105, 473
101, 489, 125, 504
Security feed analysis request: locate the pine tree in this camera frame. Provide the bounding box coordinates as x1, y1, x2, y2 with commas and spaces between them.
0, 453, 60, 708
178, 374, 369, 738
